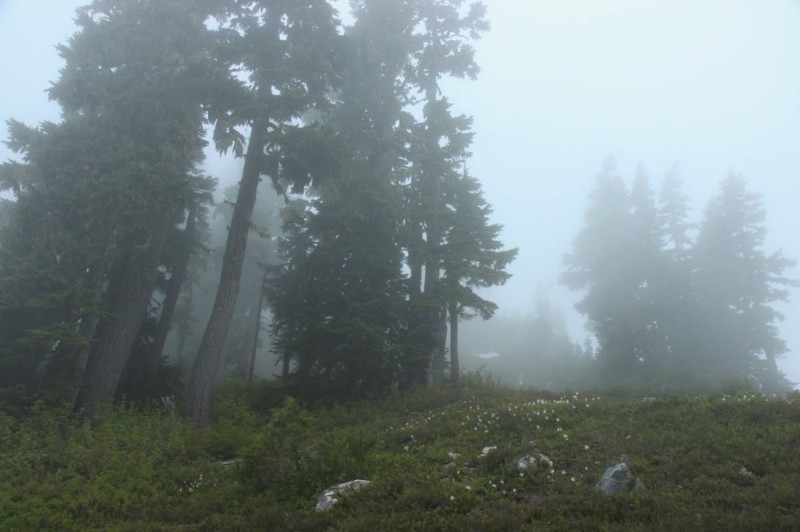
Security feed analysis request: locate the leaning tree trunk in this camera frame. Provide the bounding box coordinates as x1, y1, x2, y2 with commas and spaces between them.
148, 199, 199, 374
245, 273, 266, 383
449, 301, 460, 386
186, 121, 266, 426
74, 224, 168, 416
245, 272, 267, 383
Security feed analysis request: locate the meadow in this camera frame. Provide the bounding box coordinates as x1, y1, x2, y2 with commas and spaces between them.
2, 378, 799, 530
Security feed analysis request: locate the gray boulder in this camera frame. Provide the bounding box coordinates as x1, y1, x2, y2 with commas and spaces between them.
315, 479, 371, 511
596, 462, 643, 494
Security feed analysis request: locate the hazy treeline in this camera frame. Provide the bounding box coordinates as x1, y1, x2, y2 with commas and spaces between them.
457, 293, 594, 391
565, 165, 795, 393
0, 0, 516, 423
460, 164, 795, 394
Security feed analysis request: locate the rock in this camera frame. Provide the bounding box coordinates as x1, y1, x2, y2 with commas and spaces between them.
448, 451, 460, 460
514, 454, 538, 471
315, 479, 371, 512
596, 462, 643, 494
481, 445, 497, 456
537, 452, 553, 469
513, 451, 553, 471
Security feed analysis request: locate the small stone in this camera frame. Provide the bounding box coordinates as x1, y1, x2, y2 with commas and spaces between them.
596, 462, 643, 495
515, 454, 537, 470
537, 452, 554, 469
217, 458, 240, 470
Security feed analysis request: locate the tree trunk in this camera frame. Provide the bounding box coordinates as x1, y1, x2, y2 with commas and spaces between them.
426, 220, 445, 387
246, 274, 266, 383
75, 224, 168, 416
175, 324, 188, 366
281, 353, 291, 381
186, 121, 266, 426
449, 302, 459, 386
763, 347, 782, 392
149, 199, 199, 374
401, 251, 428, 389
65, 313, 101, 408
430, 304, 447, 386
422, 81, 447, 387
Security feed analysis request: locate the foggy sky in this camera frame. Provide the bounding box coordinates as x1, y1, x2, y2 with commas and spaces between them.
1, 0, 799, 384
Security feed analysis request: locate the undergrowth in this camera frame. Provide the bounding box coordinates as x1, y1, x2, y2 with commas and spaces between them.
1, 379, 799, 530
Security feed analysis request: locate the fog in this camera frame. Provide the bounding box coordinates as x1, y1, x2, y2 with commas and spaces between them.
1, 0, 798, 385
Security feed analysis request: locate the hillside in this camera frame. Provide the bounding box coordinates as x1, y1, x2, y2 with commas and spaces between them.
2, 380, 799, 530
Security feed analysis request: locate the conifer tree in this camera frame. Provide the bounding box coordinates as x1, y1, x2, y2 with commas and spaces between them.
402, 0, 489, 386
628, 170, 671, 382
440, 171, 517, 384
187, 0, 342, 425
562, 162, 641, 382
266, 0, 411, 399
655, 171, 695, 383
691, 173, 795, 390
1, 0, 226, 412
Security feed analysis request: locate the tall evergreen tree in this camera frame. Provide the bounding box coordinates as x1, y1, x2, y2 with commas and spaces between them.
187, 0, 342, 426
658, 168, 693, 258
402, 0, 489, 386
0, 119, 124, 399
1, 0, 227, 412
111, 173, 217, 404
266, 0, 507, 397
267, 0, 411, 400
691, 173, 795, 391
627, 170, 671, 383
562, 162, 641, 383
148, 175, 217, 376
654, 170, 696, 383
440, 170, 517, 385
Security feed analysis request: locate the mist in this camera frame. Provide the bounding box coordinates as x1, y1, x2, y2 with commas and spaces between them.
443, 0, 800, 387
1, 0, 798, 393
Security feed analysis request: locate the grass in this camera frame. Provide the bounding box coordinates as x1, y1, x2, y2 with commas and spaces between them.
1, 379, 799, 530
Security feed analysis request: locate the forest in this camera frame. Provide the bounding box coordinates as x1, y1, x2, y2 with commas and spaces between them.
0, 0, 796, 433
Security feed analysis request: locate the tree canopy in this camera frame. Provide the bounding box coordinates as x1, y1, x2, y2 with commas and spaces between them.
0, 0, 516, 423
